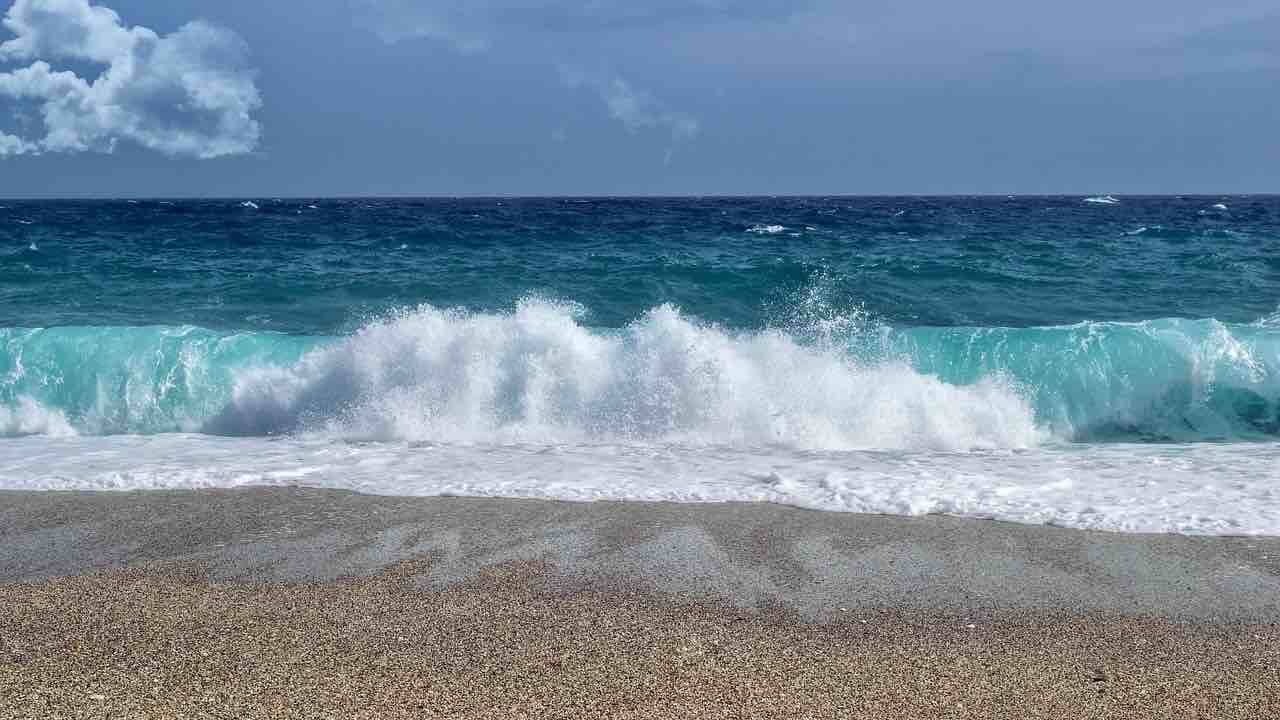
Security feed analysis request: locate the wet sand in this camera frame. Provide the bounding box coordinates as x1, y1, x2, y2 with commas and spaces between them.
1, 488, 1278, 718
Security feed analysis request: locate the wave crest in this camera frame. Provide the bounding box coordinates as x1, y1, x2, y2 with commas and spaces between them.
5, 303, 1278, 446
208, 301, 1041, 450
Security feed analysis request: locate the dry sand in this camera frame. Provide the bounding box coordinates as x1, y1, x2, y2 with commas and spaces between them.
1, 489, 1278, 718
2, 562, 1278, 719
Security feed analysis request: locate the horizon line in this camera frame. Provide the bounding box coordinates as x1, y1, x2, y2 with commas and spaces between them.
2, 192, 1276, 202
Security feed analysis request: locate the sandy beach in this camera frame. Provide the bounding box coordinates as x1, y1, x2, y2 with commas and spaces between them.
1, 489, 1278, 718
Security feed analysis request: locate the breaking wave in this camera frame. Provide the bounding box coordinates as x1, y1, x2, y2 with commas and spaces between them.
2, 300, 1278, 447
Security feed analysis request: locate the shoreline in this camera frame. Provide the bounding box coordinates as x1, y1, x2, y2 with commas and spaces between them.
2, 489, 1278, 717
3, 487, 1279, 621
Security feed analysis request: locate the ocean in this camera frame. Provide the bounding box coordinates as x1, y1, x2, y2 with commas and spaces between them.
2, 196, 1277, 535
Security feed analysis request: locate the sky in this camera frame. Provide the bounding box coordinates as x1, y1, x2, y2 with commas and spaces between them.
0, 0, 1277, 197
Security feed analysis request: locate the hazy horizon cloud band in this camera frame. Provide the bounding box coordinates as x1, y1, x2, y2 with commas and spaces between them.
2, 196, 1278, 536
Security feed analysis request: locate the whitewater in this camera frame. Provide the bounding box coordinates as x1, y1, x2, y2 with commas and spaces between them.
2, 299, 1279, 535
2, 196, 1278, 535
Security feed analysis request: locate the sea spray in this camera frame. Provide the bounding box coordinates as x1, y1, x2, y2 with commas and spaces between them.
3, 301, 1279, 444
206, 300, 1042, 450
0, 395, 76, 437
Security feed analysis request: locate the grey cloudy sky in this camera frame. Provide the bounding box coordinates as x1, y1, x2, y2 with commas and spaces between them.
0, 0, 1276, 196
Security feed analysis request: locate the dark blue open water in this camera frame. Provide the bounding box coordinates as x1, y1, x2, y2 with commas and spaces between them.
5, 196, 1277, 332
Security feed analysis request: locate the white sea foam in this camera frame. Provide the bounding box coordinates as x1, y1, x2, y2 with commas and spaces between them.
1084, 195, 1120, 205
240, 201, 259, 210
747, 224, 786, 234
204, 301, 1043, 451
1, 435, 1276, 535
0, 396, 77, 438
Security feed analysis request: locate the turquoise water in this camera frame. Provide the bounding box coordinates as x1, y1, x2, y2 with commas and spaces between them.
2, 316, 1277, 443
1, 196, 1278, 534
3, 196, 1277, 442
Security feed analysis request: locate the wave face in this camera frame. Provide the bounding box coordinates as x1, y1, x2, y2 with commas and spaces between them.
0, 325, 316, 436
4, 301, 1278, 447
886, 319, 1280, 442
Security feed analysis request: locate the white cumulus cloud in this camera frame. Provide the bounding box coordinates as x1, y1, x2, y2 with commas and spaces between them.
0, 0, 261, 158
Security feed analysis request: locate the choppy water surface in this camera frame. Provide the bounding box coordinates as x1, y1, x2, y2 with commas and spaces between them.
2, 196, 1278, 534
